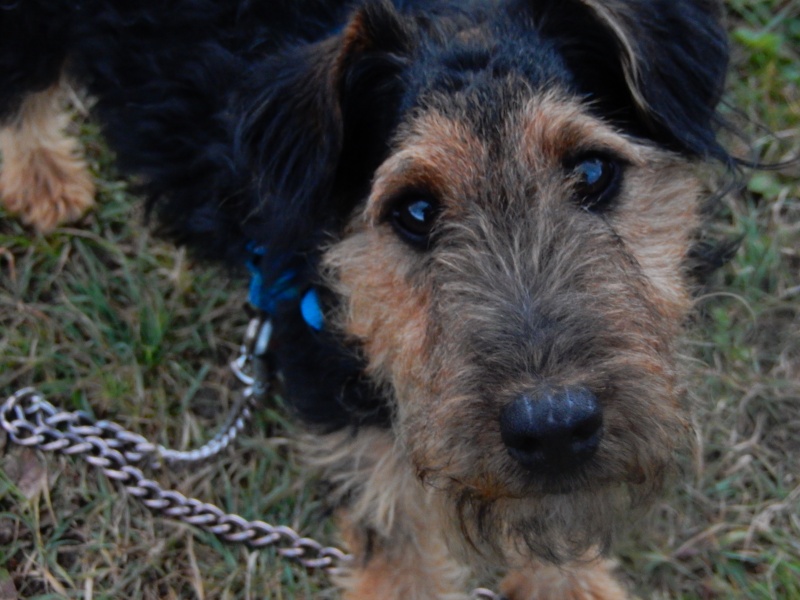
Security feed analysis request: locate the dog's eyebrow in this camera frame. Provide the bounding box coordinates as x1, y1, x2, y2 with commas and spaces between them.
516, 94, 647, 167
365, 111, 488, 215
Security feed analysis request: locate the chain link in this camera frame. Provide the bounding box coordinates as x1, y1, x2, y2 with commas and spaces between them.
1, 315, 503, 597
1, 317, 351, 574
0, 387, 352, 573
471, 590, 504, 600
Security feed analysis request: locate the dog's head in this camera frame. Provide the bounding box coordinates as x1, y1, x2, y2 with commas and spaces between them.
238, 0, 729, 564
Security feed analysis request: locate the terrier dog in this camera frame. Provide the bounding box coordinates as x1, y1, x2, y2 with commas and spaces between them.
0, 0, 734, 597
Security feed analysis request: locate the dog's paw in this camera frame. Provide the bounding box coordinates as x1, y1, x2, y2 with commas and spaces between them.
499, 558, 632, 600
0, 136, 94, 232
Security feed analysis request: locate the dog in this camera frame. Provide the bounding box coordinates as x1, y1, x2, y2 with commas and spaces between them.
0, 0, 735, 597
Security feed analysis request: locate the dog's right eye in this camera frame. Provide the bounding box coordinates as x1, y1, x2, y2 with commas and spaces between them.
568, 153, 623, 212
388, 195, 440, 248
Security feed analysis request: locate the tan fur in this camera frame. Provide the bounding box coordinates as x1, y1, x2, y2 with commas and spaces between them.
317, 82, 702, 597
306, 430, 635, 600
0, 83, 94, 232
501, 558, 633, 600
305, 429, 469, 600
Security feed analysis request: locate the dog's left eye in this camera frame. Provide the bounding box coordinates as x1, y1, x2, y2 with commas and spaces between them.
388, 195, 440, 248
569, 154, 622, 210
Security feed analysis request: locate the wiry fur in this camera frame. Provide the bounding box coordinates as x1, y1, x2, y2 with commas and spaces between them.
322, 91, 699, 569
0, 0, 733, 597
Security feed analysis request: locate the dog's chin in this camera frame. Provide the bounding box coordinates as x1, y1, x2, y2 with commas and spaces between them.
444, 482, 630, 568
433, 461, 666, 568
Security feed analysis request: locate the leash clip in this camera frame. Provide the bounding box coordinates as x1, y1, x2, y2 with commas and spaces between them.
230, 313, 272, 387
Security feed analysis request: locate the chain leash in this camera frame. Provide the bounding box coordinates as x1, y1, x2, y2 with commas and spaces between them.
1, 315, 501, 599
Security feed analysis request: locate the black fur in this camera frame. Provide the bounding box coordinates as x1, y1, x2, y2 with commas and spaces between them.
0, 0, 731, 429
0, 0, 74, 117
516, 0, 730, 159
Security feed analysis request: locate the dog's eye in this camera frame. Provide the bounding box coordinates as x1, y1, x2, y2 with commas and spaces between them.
569, 154, 622, 210
388, 195, 439, 248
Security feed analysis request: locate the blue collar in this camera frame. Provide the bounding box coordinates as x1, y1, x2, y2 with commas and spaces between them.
247, 244, 324, 331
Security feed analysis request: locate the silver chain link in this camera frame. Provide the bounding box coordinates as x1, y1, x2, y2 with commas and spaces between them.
471, 590, 503, 599
1, 315, 502, 598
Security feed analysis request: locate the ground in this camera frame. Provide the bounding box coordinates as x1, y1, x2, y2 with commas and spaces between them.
0, 1, 798, 598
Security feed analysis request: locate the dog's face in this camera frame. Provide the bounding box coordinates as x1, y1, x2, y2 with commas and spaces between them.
325, 92, 701, 561
241, 0, 729, 564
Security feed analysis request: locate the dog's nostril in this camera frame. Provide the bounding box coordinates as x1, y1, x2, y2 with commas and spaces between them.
572, 417, 602, 442
499, 388, 603, 473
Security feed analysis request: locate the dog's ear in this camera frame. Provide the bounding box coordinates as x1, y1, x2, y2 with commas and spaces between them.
235, 2, 412, 430
236, 0, 413, 261
581, 0, 729, 158
522, 0, 729, 159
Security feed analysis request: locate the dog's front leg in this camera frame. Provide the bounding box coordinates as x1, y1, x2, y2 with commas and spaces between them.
318, 430, 468, 600
335, 504, 469, 600
499, 557, 632, 600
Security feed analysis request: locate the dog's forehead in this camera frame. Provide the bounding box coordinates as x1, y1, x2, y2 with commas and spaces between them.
403, 12, 576, 131
369, 89, 637, 216
363, 11, 641, 205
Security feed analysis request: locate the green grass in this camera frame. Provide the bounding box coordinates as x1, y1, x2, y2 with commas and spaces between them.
1, 3, 799, 598
618, 2, 800, 598
1, 122, 334, 598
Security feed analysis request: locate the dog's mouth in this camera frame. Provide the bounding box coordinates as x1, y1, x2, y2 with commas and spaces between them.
456, 466, 627, 500
441, 471, 637, 565
415, 428, 661, 506
417, 451, 633, 504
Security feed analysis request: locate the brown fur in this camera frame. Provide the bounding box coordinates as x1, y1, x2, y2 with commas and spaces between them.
500, 558, 632, 600
0, 83, 94, 232
318, 85, 703, 597
315, 430, 469, 599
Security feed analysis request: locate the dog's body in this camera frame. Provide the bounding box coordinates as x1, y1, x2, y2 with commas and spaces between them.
0, 1, 733, 597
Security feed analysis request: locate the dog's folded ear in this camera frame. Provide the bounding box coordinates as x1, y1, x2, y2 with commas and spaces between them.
582, 0, 729, 159
237, 0, 413, 259
520, 0, 729, 160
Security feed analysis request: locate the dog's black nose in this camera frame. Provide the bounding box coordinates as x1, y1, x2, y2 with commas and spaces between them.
499, 388, 602, 473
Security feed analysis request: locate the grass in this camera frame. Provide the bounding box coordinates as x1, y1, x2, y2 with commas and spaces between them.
0, 128, 334, 597
618, 2, 800, 598
1, 2, 798, 598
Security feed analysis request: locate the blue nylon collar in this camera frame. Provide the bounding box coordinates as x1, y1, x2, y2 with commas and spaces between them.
246, 244, 323, 331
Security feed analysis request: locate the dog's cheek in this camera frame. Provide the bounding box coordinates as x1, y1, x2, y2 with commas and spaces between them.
323, 226, 435, 400
610, 158, 701, 325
